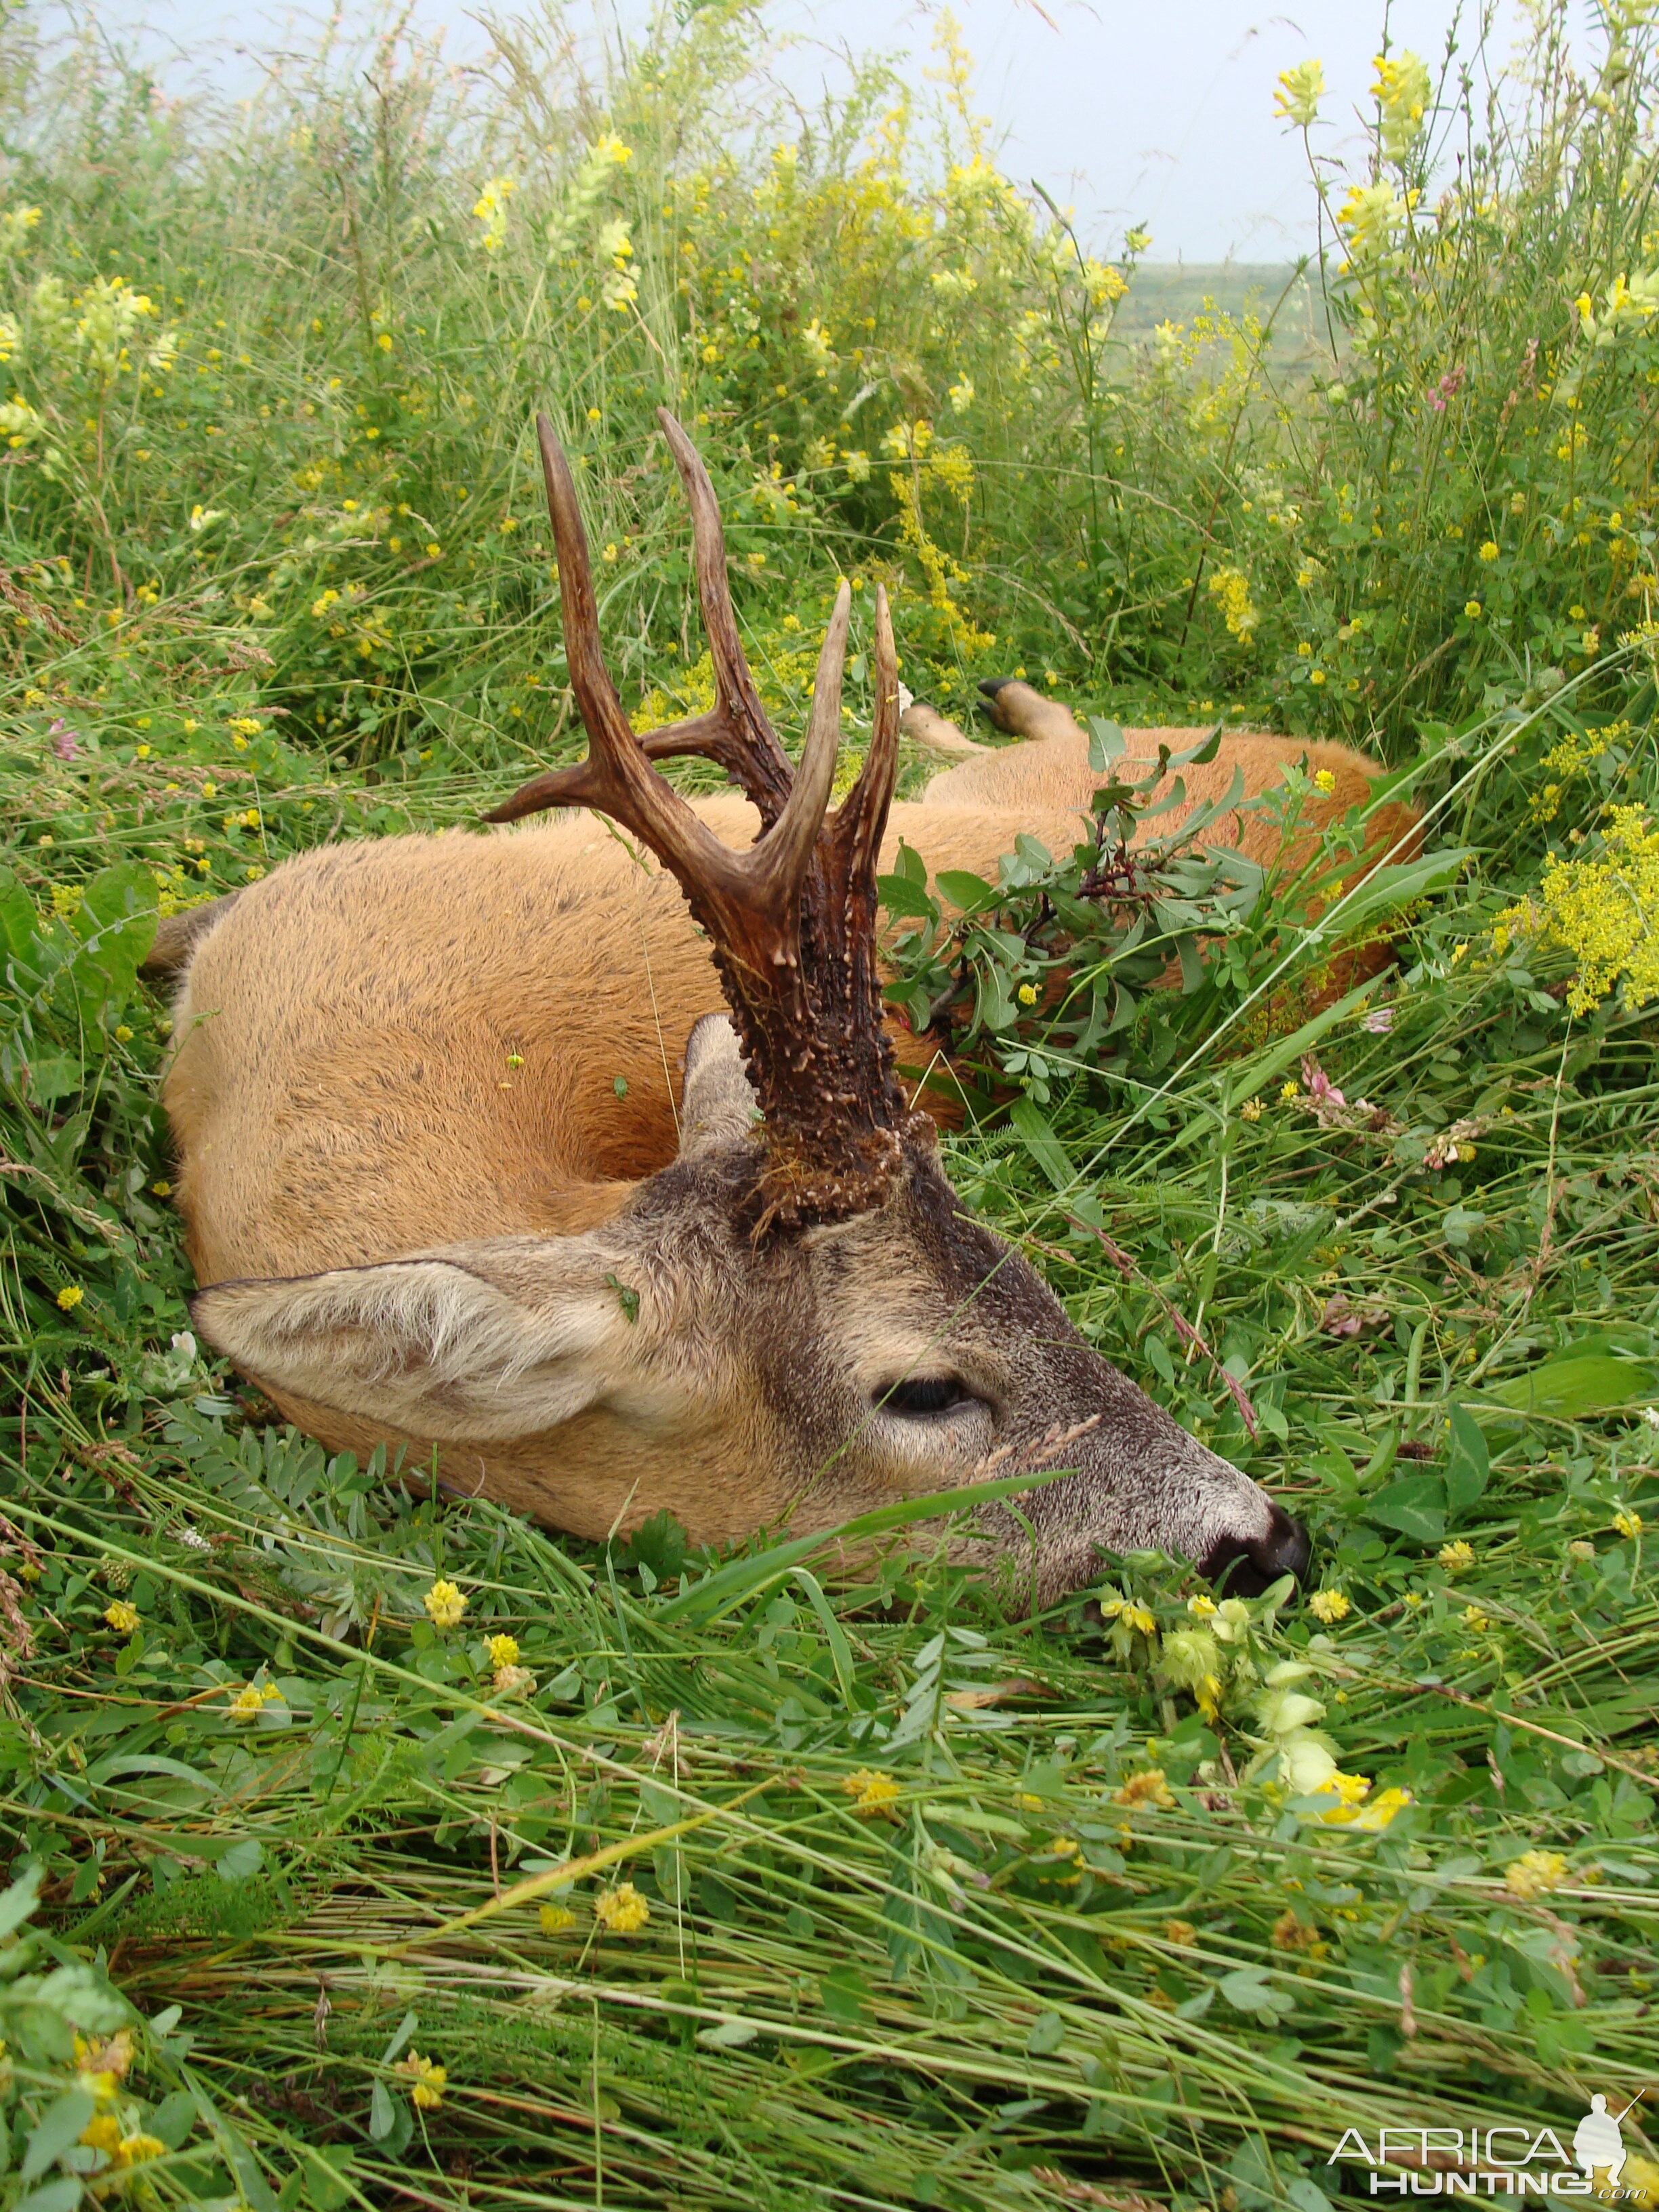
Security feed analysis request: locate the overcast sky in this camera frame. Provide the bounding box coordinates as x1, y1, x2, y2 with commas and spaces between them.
73, 0, 1589, 261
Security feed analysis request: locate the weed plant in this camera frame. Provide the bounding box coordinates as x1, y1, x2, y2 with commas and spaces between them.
0, 3, 1656, 2207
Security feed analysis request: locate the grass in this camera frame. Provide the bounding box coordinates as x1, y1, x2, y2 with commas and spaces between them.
0, 2, 1657, 2208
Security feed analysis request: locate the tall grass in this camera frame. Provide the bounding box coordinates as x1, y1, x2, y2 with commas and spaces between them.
0, 3, 1657, 2208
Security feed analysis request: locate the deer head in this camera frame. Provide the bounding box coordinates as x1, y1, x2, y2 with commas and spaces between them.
190, 411, 1309, 1603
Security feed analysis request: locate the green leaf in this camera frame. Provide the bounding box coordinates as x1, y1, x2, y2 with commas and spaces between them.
697, 2018, 760, 2047
217, 1839, 264, 1881
1364, 1473, 1447, 1542
1444, 1405, 1490, 1514
935, 869, 1000, 916
605, 1272, 640, 1324
369, 2079, 398, 2140
1479, 1353, 1659, 1420
819, 1965, 872, 2024
22, 2090, 96, 2182
1025, 2009, 1065, 2055
1008, 1096, 1073, 1191
0, 1863, 43, 1939
148, 2090, 197, 2151
1086, 716, 1124, 772
1311, 849, 1473, 941
15, 2183, 85, 2212
877, 871, 937, 920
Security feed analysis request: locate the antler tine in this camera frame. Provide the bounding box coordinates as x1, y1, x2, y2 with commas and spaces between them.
825, 584, 901, 881
746, 579, 848, 905
655, 407, 793, 819
487, 413, 758, 901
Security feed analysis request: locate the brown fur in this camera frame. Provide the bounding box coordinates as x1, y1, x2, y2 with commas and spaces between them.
159, 683, 1409, 1595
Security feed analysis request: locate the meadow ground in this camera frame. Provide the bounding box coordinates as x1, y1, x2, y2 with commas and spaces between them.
0, 3, 1656, 2207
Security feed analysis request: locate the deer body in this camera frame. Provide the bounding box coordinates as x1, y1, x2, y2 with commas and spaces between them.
157, 413, 1410, 1602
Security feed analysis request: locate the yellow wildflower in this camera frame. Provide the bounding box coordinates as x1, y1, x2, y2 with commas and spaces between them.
116, 2133, 166, 2166
396, 2049, 447, 2108
79, 2114, 124, 2156
1274, 58, 1325, 129
1308, 1589, 1349, 1624
1114, 1767, 1175, 1810
1505, 1849, 1570, 1900
1313, 769, 1336, 795
103, 1599, 140, 1635
487, 1633, 520, 1669
1017, 982, 1038, 1006
1239, 1095, 1263, 1122
594, 1881, 650, 1932
424, 1578, 466, 1629
1438, 1539, 1475, 1572
1207, 565, 1258, 643
1461, 1605, 1489, 1631
1479, 541, 1499, 562
56, 1284, 84, 1310
1614, 1508, 1643, 1540
539, 1902, 576, 1932
228, 1683, 281, 1719
1372, 49, 1431, 162
1187, 1593, 1218, 1617
1465, 599, 1483, 619
1164, 1917, 1197, 1946
493, 1664, 535, 1694
844, 1767, 901, 1815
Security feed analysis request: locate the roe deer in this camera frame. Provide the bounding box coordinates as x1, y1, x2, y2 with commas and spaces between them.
147, 411, 1415, 1603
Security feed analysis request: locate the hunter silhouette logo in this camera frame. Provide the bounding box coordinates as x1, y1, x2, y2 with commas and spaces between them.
1330, 2091, 1650, 2196
1574, 2097, 1638, 2190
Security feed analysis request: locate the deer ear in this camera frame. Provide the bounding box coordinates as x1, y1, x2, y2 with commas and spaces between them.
677, 1013, 759, 1157
190, 1235, 645, 1442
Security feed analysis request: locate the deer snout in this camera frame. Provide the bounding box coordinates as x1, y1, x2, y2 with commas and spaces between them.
1200, 1500, 1312, 1597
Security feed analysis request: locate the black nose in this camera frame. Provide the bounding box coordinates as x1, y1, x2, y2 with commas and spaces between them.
1201, 1504, 1312, 1597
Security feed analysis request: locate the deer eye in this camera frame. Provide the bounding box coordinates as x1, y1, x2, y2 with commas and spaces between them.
877, 1375, 972, 1416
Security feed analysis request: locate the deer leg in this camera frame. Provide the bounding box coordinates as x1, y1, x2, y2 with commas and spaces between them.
977, 676, 1087, 745
899, 697, 989, 760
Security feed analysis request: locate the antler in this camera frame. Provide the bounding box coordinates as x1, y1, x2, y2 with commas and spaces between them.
485, 408, 925, 1226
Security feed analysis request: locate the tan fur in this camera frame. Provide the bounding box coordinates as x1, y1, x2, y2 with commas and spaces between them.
161, 687, 1406, 1579
168, 708, 1412, 1284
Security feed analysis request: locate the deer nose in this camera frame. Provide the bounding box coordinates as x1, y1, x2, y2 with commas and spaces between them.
1201, 1502, 1311, 1597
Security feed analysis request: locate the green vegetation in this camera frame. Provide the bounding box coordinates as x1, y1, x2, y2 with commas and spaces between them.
1, 2, 1657, 2207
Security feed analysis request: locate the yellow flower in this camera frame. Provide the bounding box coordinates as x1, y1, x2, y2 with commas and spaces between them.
79, 2114, 124, 2156
487, 1633, 520, 1668
594, 1881, 650, 1932
228, 1683, 281, 1719
425, 541, 441, 559
1017, 982, 1038, 1006
201, 780, 217, 798
1505, 1848, 1569, 1900
1479, 540, 1499, 562
117, 2133, 166, 2166
1465, 598, 1482, 619
1313, 769, 1336, 795
424, 1578, 466, 1629
539, 1902, 576, 1932
1187, 1593, 1218, 1617
844, 1767, 901, 1814
1438, 1539, 1475, 1572
56, 1284, 84, 1310
1114, 1767, 1175, 1810
1613, 1508, 1643, 1540
1207, 564, 1258, 643
1309, 669, 1326, 685
1274, 58, 1325, 129
493, 1663, 534, 1694
1461, 1605, 1489, 1631
1164, 1917, 1197, 1946
104, 1599, 140, 1635
376, 331, 392, 351
1279, 1080, 1299, 1103
396, 2049, 447, 2108
1308, 1589, 1349, 1623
